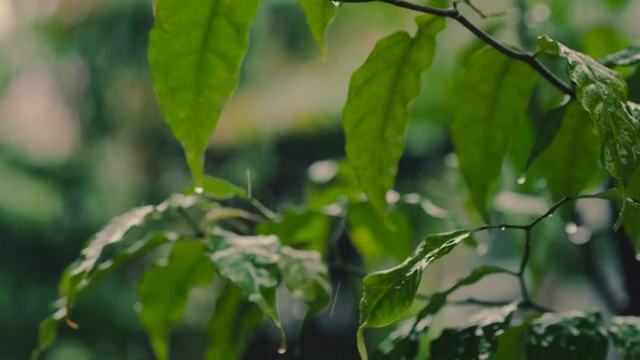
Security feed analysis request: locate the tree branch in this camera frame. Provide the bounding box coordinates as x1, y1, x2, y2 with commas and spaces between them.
339, 0, 575, 97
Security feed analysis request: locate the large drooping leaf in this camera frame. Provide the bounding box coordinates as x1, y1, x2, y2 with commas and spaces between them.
32, 194, 215, 359
278, 246, 331, 315
600, 46, 640, 68
207, 229, 284, 340
299, 0, 336, 59
451, 47, 537, 220
609, 316, 640, 360
526, 311, 608, 360
138, 241, 215, 360
430, 302, 518, 360
538, 101, 601, 201
149, 0, 262, 184
538, 36, 640, 186
205, 284, 263, 360
356, 230, 471, 359
343, 15, 445, 215
372, 265, 511, 359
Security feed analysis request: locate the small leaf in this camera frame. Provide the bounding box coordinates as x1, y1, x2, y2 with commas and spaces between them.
526, 311, 608, 360
279, 246, 331, 315
538, 101, 602, 201
149, 0, 262, 183
205, 284, 263, 360
186, 175, 248, 198
299, 0, 336, 59
609, 316, 640, 360
430, 303, 518, 360
524, 101, 568, 172
451, 47, 537, 219
357, 230, 471, 359
372, 265, 511, 359
538, 36, 640, 186
138, 241, 215, 360
347, 201, 413, 261
343, 15, 445, 215
207, 229, 284, 340
257, 209, 331, 254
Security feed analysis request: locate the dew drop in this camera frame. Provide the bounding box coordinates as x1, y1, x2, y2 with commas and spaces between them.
194, 186, 203, 194
277, 342, 287, 355
331, 0, 340, 6
500, 225, 506, 231
517, 175, 527, 185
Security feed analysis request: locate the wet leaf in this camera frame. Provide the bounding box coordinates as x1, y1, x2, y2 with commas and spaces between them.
205, 284, 263, 360
343, 15, 445, 215
538, 36, 640, 186
430, 303, 518, 360
493, 320, 529, 360
186, 175, 248, 198
372, 265, 511, 359
279, 246, 331, 315
258, 209, 331, 254
524, 102, 568, 172
609, 316, 640, 360
138, 241, 215, 360
356, 230, 471, 359
538, 101, 602, 201
451, 47, 537, 220
526, 311, 608, 360
207, 230, 284, 340
149, 0, 262, 183
33, 194, 215, 358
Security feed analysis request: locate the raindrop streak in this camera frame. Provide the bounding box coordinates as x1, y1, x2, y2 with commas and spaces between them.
517, 175, 527, 185
329, 281, 341, 319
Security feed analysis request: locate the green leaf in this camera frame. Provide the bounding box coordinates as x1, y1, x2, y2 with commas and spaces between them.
538, 36, 640, 186
299, 0, 336, 59
138, 241, 215, 360
207, 230, 284, 340
609, 316, 640, 360
493, 320, 529, 360
343, 15, 445, 215
372, 265, 511, 360
149, 0, 261, 184
624, 168, 640, 254
186, 175, 248, 198
257, 209, 331, 254
279, 246, 331, 315
526, 311, 608, 360
356, 230, 471, 359
33, 194, 215, 358
524, 101, 568, 173
205, 284, 263, 360
538, 101, 602, 201
451, 47, 537, 219
347, 201, 413, 261
430, 303, 518, 360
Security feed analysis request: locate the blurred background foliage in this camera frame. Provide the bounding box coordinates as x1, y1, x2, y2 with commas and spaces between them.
1, 0, 639, 359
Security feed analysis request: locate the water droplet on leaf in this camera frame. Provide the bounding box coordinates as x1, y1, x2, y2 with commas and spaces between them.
517, 175, 526, 185
500, 225, 506, 231
278, 342, 287, 354
194, 186, 203, 194
331, 0, 340, 6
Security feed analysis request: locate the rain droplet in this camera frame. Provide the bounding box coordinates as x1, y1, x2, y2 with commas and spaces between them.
500, 225, 506, 231
278, 342, 287, 355
517, 175, 527, 185
476, 243, 488, 256
331, 0, 340, 6
194, 186, 203, 194
635, 254, 640, 261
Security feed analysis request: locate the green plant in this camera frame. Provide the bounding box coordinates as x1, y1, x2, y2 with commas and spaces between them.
34, 0, 640, 359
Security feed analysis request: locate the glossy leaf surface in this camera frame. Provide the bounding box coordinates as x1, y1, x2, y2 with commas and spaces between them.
149, 0, 261, 183
343, 15, 445, 215
279, 246, 331, 315
599, 46, 640, 67
609, 316, 640, 360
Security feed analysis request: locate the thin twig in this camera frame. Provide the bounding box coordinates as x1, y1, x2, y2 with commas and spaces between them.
338, 0, 575, 97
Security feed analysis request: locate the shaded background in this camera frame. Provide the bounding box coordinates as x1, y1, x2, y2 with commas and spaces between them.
1, 0, 639, 358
